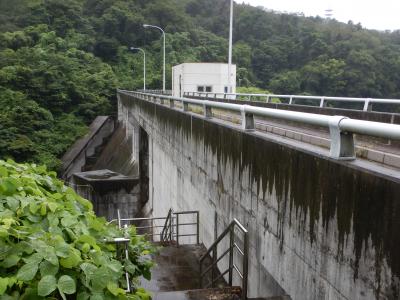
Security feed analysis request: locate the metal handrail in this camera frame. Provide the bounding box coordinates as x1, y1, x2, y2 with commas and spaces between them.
184, 91, 400, 112
138, 89, 172, 96
111, 209, 200, 245
118, 90, 400, 161
199, 218, 248, 300
160, 208, 173, 242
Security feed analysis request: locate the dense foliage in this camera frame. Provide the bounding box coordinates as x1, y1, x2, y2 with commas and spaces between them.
1, 0, 400, 166
0, 159, 153, 299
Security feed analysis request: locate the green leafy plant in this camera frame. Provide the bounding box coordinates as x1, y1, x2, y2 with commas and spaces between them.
0, 159, 154, 299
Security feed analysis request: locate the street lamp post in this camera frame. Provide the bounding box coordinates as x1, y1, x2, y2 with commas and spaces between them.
228, 0, 233, 93
130, 47, 146, 91
143, 24, 166, 92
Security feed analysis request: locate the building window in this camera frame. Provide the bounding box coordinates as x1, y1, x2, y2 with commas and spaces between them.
205, 86, 212, 92
224, 86, 228, 93
197, 86, 205, 92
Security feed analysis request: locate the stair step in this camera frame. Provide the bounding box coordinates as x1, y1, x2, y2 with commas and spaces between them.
141, 244, 227, 293
151, 287, 241, 300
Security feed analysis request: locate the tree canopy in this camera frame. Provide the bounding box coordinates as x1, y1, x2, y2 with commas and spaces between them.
1, 0, 400, 166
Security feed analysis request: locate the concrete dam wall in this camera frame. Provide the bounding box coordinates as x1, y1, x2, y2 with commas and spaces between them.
118, 92, 400, 300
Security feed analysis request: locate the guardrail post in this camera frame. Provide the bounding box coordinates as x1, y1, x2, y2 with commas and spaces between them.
183, 101, 189, 112
117, 209, 121, 229
228, 226, 234, 286
176, 213, 179, 247
169, 211, 173, 242
212, 245, 217, 288
363, 99, 372, 111
320, 97, 326, 108
328, 116, 355, 160
242, 233, 249, 300
204, 102, 212, 118
266, 96, 270, 103
196, 212, 200, 245
169, 99, 174, 108
289, 96, 294, 105
241, 106, 255, 131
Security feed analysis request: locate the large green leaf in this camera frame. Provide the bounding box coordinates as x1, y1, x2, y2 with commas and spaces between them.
59, 248, 81, 268
5, 197, 19, 212
54, 243, 70, 258
23, 253, 43, 265
61, 215, 77, 227
39, 260, 59, 277
16, 262, 39, 281
0, 277, 8, 295
106, 282, 124, 296
43, 247, 58, 266
57, 275, 76, 295
89, 294, 104, 300
2, 254, 20, 268
37, 275, 57, 296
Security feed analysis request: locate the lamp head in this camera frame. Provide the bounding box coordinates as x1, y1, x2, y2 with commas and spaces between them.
143, 24, 150, 28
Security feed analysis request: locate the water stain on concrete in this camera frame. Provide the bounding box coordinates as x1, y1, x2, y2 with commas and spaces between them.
120, 93, 400, 298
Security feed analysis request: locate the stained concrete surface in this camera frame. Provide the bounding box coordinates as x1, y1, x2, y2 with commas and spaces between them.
142, 244, 227, 295
72, 169, 141, 221
118, 92, 400, 299
140, 244, 251, 300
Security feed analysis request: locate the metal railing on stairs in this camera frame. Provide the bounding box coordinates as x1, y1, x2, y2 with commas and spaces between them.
111, 209, 200, 245
160, 208, 174, 242
106, 209, 200, 294
199, 219, 249, 300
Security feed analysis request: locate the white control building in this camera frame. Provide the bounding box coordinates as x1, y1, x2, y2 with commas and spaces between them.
172, 63, 236, 98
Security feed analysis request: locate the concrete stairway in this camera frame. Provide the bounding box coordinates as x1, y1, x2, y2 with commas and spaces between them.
141, 244, 242, 300
82, 135, 112, 171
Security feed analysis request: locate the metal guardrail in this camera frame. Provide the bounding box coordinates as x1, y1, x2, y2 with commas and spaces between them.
118, 90, 400, 161
199, 219, 249, 300
138, 89, 172, 96
108, 209, 199, 293
111, 209, 200, 245
184, 92, 400, 113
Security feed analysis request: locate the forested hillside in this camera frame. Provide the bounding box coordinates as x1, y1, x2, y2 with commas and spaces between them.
1, 0, 400, 169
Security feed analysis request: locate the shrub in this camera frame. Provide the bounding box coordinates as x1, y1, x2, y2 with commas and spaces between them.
0, 159, 154, 299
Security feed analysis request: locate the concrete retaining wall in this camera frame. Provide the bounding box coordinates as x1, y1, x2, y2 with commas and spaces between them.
119, 93, 400, 300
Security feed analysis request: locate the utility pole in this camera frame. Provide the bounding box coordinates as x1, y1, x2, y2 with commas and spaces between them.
228, 0, 234, 93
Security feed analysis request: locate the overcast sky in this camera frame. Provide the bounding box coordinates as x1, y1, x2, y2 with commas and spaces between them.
243, 0, 400, 31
